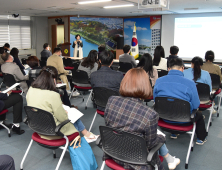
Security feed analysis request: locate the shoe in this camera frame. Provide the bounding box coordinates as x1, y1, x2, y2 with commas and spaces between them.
196, 138, 207, 145
72, 91, 80, 97
170, 134, 179, 139
212, 109, 217, 114
168, 157, 180, 170
12, 126, 25, 135
84, 132, 99, 143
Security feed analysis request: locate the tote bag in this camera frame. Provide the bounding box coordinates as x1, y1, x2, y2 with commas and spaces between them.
69, 137, 98, 170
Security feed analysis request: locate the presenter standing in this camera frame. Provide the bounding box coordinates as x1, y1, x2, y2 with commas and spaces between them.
72, 34, 83, 59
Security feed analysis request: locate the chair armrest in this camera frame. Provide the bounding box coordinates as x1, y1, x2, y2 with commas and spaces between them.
147, 143, 164, 163
55, 119, 70, 137
96, 136, 102, 149
191, 109, 198, 122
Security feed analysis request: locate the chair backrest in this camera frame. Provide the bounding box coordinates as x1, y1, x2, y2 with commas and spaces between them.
196, 83, 210, 101
157, 70, 168, 78
72, 70, 89, 84
63, 57, 73, 67
24, 106, 57, 136
119, 62, 132, 73
93, 87, 119, 108
99, 126, 148, 165
155, 97, 191, 122
3, 73, 17, 87
21, 58, 27, 65
40, 60, 46, 67
210, 73, 220, 89
72, 62, 80, 72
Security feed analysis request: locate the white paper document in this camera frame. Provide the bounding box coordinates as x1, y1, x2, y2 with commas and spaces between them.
157, 129, 166, 137
62, 104, 84, 123
56, 83, 66, 88
2, 83, 20, 94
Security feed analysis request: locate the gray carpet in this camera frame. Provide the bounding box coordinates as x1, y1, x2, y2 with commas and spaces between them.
0, 89, 222, 170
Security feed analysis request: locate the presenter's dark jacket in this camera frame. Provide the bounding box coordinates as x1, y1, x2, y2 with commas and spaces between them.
72, 41, 83, 48
40, 49, 52, 61
0, 93, 8, 112
90, 66, 123, 92
104, 96, 165, 170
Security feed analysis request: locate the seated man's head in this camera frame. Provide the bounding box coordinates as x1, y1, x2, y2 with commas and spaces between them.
99, 50, 114, 67
43, 43, 50, 50
170, 46, 179, 56
205, 50, 214, 62
53, 47, 62, 56
169, 58, 184, 72
1, 52, 13, 62
26, 56, 39, 68
120, 68, 152, 100
4, 43, 10, 50
98, 45, 106, 53
123, 45, 131, 54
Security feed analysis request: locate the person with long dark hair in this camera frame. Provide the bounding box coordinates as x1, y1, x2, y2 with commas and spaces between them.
183, 57, 212, 91
137, 53, 158, 87
153, 46, 167, 71
26, 66, 98, 142
78, 50, 98, 78
202, 50, 222, 81
10, 48, 26, 75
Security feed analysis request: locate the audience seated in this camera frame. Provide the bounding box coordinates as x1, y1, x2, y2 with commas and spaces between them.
184, 57, 212, 91
40, 43, 52, 61
78, 50, 98, 78
98, 45, 106, 69
104, 68, 180, 170
153, 46, 167, 71
119, 45, 137, 68
0, 155, 15, 170
91, 50, 123, 92
1, 52, 29, 93
137, 53, 158, 87
10, 48, 26, 75
202, 50, 222, 81
154, 58, 207, 145
47, 47, 70, 91
0, 89, 24, 135
26, 66, 98, 142
166, 46, 180, 68
3, 43, 10, 52
0, 47, 5, 65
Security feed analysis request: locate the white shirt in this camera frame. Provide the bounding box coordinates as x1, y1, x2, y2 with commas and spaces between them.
153, 58, 167, 71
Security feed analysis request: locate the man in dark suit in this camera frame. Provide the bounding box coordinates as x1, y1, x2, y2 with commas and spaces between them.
40, 43, 52, 61
90, 50, 123, 92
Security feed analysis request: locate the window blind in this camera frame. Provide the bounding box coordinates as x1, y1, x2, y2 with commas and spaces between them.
0, 15, 31, 49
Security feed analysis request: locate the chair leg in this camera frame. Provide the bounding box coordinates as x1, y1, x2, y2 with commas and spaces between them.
85, 90, 93, 110
217, 95, 221, 117
55, 136, 69, 170
100, 161, 106, 170
185, 123, 196, 169
53, 150, 56, 158
20, 139, 34, 170
206, 104, 214, 132
89, 111, 97, 132
0, 121, 11, 137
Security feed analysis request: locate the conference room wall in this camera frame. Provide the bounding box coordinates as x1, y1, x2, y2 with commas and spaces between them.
161, 12, 222, 59
31, 16, 48, 59
48, 17, 69, 49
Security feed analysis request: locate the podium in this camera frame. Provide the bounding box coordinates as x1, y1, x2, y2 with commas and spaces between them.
116, 49, 124, 59
59, 42, 71, 56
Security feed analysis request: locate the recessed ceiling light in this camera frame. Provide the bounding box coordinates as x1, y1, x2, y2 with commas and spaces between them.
78, 0, 111, 4
103, 4, 134, 8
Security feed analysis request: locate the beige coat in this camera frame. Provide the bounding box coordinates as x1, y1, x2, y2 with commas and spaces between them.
202, 62, 222, 81
26, 87, 78, 140
47, 53, 70, 90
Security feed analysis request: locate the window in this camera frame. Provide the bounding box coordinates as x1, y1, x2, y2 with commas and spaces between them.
0, 15, 31, 49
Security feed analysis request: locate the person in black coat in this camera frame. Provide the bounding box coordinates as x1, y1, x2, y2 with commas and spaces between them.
10, 48, 26, 75
0, 91, 24, 135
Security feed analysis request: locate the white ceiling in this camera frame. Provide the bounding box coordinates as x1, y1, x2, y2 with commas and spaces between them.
0, 0, 222, 17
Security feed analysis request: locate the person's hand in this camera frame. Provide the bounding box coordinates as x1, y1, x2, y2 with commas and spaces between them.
65, 110, 68, 114
74, 41, 77, 45
7, 90, 12, 95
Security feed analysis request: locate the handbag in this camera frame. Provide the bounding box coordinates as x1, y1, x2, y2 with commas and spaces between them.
69, 136, 98, 170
